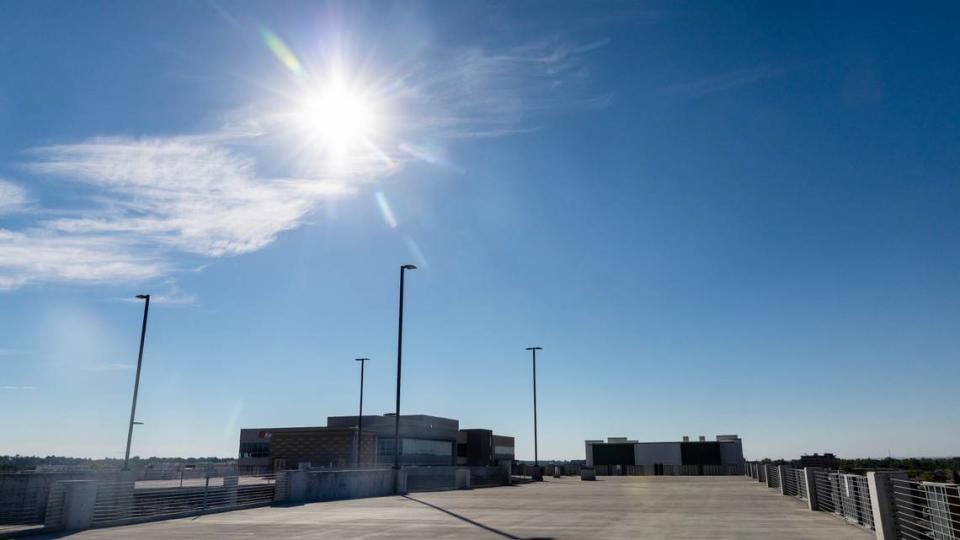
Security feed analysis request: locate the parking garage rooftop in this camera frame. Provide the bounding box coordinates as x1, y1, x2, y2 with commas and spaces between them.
33, 476, 871, 539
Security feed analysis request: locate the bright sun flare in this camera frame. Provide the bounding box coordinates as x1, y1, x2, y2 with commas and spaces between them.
300, 83, 377, 147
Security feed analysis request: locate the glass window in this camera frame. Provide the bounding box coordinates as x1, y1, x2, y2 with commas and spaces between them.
377, 438, 453, 462
239, 442, 269, 458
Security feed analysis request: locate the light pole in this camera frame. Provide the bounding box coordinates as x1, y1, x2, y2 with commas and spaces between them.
393, 264, 417, 473
124, 294, 150, 471
526, 346, 542, 469
354, 357, 370, 467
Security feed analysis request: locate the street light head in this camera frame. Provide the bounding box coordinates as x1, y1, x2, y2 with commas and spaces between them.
526, 346, 543, 351
401, 264, 417, 270
135, 294, 149, 299
355, 358, 370, 362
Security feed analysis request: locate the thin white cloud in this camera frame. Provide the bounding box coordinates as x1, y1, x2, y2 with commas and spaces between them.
0, 229, 169, 290
1, 136, 351, 290
82, 363, 133, 372
2, 385, 38, 391
29, 138, 351, 257
665, 65, 786, 97
0, 178, 30, 214
394, 39, 608, 139
110, 278, 198, 306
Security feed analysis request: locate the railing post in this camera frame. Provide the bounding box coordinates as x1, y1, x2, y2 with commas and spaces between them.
455, 469, 471, 490
272, 471, 287, 503
202, 475, 210, 513
778, 466, 787, 495
867, 470, 907, 540
501, 460, 512, 485
224, 475, 238, 506
395, 469, 408, 495
61, 480, 98, 531
804, 467, 823, 511
766, 465, 776, 488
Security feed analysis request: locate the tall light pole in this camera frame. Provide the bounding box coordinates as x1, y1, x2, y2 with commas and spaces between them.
124, 294, 150, 471
354, 358, 370, 467
526, 346, 542, 469
394, 264, 417, 473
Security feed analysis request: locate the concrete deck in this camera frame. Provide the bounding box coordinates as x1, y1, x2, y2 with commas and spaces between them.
31, 476, 872, 539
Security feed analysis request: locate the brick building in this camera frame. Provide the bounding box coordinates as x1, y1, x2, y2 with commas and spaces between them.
240, 414, 514, 471
239, 427, 377, 471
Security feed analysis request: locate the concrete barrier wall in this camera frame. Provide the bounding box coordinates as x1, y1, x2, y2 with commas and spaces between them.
407, 467, 458, 492
467, 466, 508, 487
304, 469, 396, 502
0, 471, 116, 526
405, 466, 508, 492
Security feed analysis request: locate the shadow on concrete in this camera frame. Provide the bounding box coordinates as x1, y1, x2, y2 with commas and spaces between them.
402, 495, 552, 540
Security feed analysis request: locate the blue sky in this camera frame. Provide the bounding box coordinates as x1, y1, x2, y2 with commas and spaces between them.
1, 1, 958, 461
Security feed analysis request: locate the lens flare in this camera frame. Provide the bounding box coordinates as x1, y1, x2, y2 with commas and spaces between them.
261, 28, 304, 76
404, 236, 428, 269
375, 191, 397, 228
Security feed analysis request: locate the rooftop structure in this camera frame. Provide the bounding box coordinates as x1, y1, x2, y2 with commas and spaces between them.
800, 453, 839, 469
585, 434, 744, 475
240, 414, 513, 471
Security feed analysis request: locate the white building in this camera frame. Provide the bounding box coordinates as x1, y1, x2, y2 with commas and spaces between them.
585, 434, 744, 475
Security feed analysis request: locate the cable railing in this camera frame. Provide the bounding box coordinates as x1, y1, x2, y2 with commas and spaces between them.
892, 478, 960, 540
813, 469, 838, 513
0, 500, 45, 526
832, 472, 875, 530
90, 473, 276, 527
765, 465, 780, 488
0, 476, 57, 527
748, 465, 874, 530
781, 466, 798, 496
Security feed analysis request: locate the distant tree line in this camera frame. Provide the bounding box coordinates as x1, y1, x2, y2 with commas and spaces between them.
0, 455, 235, 472
757, 456, 960, 482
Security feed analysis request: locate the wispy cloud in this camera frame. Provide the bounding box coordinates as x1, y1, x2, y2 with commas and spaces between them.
2, 385, 37, 391
0, 136, 350, 290
665, 65, 786, 98
0, 229, 169, 290
0, 31, 609, 291
82, 363, 133, 372
29, 138, 350, 257
110, 278, 198, 306
395, 38, 611, 139
0, 178, 30, 214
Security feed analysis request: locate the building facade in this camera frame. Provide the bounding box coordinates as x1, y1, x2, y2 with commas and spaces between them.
239, 427, 377, 471
585, 434, 744, 475
800, 453, 838, 469
456, 429, 515, 466
241, 414, 514, 471
327, 414, 460, 466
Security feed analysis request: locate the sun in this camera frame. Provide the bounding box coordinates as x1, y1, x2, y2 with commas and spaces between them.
299, 82, 378, 148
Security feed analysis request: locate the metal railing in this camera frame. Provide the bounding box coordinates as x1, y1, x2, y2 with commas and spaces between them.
811, 471, 874, 530
0, 474, 60, 528
892, 478, 960, 540
743, 465, 875, 532
767, 465, 780, 488
813, 469, 838, 512
90, 473, 276, 527
0, 498, 45, 527
782, 466, 798, 496
838, 473, 874, 529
